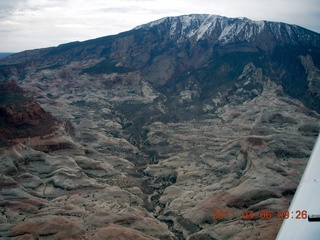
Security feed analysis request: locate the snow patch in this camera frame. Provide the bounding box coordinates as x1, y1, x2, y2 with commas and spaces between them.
134, 14, 317, 46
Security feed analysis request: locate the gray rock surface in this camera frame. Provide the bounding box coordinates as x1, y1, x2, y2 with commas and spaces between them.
0, 14, 320, 239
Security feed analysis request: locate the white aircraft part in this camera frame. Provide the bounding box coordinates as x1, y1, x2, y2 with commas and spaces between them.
276, 135, 320, 239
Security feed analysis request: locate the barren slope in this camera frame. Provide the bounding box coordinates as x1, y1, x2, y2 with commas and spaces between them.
0, 14, 319, 239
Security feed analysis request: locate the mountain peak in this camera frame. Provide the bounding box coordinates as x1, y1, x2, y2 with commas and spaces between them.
135, 14, 319, 46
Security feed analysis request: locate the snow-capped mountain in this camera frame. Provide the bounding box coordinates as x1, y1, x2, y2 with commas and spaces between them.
1, 14, 319, 111
2, 14, 319, 85
135, 14, 320, 46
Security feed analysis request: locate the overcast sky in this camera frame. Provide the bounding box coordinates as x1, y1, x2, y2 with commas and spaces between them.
0, 0, 319, 52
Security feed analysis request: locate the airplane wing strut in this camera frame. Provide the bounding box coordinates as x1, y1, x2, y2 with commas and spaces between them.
276, 134, 320, 239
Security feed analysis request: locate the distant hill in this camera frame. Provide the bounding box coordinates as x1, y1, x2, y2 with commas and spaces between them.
0, 52, 14, 59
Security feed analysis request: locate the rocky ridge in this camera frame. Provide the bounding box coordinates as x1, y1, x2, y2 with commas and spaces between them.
0, 14, 319, 239
0, 80, 58, 147
135, 14, 319, 46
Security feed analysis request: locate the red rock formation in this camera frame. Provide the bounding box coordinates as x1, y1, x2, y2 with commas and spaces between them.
0, 80, 58, 146
7, 215, 86, 239
91, 224, 156, 240
0, 79, 24, 93
0, 100, 45, 126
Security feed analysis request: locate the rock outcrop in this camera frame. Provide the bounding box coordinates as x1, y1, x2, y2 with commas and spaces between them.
0, 14, 319, 239
0, 80, 58, 147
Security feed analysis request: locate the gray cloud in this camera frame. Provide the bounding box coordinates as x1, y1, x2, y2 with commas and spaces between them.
99, 7, 140, 13
0, 0, 26, 10
0, 0, 25, 19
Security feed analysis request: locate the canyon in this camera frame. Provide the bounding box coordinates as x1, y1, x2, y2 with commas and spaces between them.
0, 14, 319, 239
